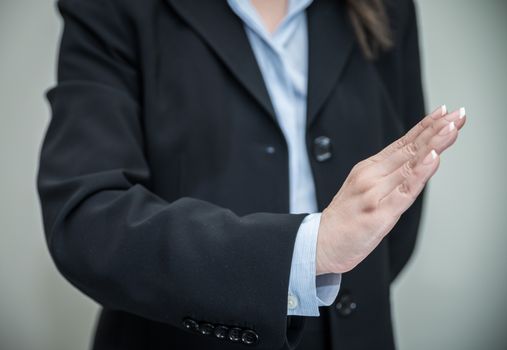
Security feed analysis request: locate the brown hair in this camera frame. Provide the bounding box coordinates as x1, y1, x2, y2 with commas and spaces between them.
346, 0, 393, 60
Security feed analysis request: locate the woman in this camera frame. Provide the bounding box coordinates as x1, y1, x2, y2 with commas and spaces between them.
37, 0, 466, 349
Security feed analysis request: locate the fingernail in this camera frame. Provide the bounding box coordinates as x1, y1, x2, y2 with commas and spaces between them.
423, 149, 438, 165
431, 105, 447, 119
459, 107, 466, 119
438, 121, 456, 135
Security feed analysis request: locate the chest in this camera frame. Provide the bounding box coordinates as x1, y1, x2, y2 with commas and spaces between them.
135, 3, 404, 213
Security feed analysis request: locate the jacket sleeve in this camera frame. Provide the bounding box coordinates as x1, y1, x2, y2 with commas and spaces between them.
387, 0, 427, 283
37, 0, 306, 348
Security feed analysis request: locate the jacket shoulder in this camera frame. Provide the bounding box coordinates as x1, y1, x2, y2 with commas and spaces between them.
55, 0, 157, 23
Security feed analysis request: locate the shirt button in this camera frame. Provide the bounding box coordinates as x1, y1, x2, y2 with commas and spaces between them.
313, 136, 332, 162
288, 294, 299, 310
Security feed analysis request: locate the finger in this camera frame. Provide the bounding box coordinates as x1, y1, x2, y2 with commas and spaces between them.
371, 105, 448, 162
448, 107, 467, 131
376, 107, 465, 202
374, 147, 439, 201
417, 107, 465, 147
380, 149, 440, 216
375, 107, 465, 175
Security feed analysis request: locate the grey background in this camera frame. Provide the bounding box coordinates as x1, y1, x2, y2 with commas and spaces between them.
0, 0, 506, 349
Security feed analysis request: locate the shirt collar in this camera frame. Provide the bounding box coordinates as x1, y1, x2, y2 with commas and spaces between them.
227, 0, 313, 45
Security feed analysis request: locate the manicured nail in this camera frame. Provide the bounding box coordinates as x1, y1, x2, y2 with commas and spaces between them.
459, 107, 466, 119
431, 105, 447, 119
423, 149, 438, 165
441, 104, 447, 116
438, 121, 456, 135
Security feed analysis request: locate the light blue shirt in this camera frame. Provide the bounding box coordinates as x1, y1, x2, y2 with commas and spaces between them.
227, 0, 341, 316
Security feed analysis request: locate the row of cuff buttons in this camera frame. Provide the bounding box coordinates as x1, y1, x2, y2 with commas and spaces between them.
182, 318, 259, 345
264, 136, 333, 163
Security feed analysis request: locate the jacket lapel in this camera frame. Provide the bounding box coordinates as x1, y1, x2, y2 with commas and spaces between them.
165, 0, 277, 121
166, 0, 355, 130
306, 0, 355, 127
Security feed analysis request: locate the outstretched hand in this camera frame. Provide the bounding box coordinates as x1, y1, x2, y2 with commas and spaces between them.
316, 105, 467, 275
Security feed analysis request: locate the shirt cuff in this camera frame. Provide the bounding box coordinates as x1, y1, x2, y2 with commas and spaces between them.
287, 213, 341, 316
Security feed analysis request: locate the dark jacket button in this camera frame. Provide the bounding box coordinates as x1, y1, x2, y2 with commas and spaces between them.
335, 292, 357, 317
228, 327, 243, 342
214, 325, 229, 339
182, 318, 199, 332
241, 329, 259, 345
199, 323, 215, 336
313, 136, 332, 162
265, 145, 276, 154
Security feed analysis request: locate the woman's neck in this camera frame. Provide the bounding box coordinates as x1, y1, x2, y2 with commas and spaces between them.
250, 0, 288, 34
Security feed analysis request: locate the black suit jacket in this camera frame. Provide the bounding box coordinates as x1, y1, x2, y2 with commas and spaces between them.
37, 0, 426, 349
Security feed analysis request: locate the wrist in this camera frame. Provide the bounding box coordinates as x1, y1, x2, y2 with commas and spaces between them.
316, 210, 334, 276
